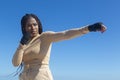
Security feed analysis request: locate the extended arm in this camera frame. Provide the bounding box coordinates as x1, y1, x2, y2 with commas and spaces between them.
41, 22, 106, 42
42, 26, 89, 42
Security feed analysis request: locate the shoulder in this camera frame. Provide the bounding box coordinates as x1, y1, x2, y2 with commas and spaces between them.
40, 31, 56, 39
41, 31, 55, 36
43, 31, 55, 34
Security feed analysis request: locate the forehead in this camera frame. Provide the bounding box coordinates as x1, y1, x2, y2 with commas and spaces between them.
26, 17, 37, 24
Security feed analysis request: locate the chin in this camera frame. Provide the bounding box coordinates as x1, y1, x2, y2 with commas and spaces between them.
31, 34, 37, 38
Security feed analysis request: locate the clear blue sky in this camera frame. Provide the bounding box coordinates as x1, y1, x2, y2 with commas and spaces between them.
0, 0, 120, 80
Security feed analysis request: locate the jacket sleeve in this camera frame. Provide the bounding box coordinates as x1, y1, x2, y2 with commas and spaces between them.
41, 26, 89, 42
12, 44, 25, 67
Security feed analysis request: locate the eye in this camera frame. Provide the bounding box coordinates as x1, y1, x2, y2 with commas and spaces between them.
27, 24, 31, 27
33, 23, 38, 26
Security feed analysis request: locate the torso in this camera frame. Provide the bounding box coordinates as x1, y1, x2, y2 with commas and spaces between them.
22, 34, 52, 66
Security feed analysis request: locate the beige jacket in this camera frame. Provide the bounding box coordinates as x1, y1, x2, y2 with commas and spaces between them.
12, 26, 89, 80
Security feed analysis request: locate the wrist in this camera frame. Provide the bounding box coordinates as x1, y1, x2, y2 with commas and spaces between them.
88, 22, 103, 32
88, 24, 94, 32
17, 43, 26, 50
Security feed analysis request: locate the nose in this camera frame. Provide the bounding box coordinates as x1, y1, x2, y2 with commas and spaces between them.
31, 25, 35, 30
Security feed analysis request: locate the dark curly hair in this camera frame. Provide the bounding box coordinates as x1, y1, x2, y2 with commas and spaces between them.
21, 13, 43, 35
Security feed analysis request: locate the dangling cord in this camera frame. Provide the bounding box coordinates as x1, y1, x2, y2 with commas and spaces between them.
13, 63, 23, 77
0, 63, 23, 80
6, 63, 23, 77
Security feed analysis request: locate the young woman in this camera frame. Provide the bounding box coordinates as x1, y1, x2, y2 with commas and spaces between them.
12, 13, 106, 80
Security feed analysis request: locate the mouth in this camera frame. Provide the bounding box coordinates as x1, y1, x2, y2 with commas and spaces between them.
30, 31, 37, 36
31, 30, 36, 33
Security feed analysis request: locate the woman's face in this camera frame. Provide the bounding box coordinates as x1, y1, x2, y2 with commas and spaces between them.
25, 17, 39, 38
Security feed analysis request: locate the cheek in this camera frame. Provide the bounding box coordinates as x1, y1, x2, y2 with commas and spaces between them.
25, 27, 31, 32
35, 26, 39, 32
36, 27, 39, 31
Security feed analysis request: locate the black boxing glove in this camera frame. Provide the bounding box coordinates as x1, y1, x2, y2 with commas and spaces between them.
88, 22, 103, 32
20, 32, 30, 45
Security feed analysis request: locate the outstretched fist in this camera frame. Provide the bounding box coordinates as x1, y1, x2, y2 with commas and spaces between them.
88, 22, 107, 33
